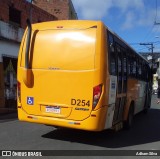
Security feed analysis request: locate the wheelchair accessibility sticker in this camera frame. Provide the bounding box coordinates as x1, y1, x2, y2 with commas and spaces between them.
27, 97, 34, 105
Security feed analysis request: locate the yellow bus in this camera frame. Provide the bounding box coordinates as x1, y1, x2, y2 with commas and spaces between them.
17, 20, 152, 131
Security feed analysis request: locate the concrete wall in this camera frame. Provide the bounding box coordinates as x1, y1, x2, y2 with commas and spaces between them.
0, 40, 19, 62
0, 62, 5, 113
0, 21, 24, 43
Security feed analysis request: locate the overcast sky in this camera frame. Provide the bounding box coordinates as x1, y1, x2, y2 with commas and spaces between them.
72, 0, 160, 53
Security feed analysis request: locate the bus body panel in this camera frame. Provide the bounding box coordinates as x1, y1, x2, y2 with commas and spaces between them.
18, 20, 108, 130
18, 105, 107, 131
19, 68, 94, 120
104, 75, 117, 129
127, 78, 146, 114
20, 28, 96, 70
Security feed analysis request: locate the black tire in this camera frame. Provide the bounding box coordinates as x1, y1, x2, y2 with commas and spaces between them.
143, 108, 148, 114
143, 92, 151, 114
124, 105, 134, 130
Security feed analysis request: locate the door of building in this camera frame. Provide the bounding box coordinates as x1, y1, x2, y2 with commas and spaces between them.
3, 56, 17, 109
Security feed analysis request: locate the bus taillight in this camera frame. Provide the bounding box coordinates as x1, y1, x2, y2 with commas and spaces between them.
17, 81, 21, 101
93, 84, 102, 109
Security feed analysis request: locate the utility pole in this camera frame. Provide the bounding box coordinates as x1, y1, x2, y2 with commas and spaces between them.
155, 22, 160, 25
140, 43, 155, 85
154, 22, 160, 79
140, 43, 154, 67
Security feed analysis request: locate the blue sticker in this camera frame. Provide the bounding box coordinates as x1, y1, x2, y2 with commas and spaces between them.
27, 97, 34, 105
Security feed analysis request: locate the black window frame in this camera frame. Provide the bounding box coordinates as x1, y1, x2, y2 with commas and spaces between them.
108, 31, 117, 76
9, 6, 21, 26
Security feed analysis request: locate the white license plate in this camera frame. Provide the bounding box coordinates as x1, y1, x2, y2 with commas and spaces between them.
46, 106, 61, 114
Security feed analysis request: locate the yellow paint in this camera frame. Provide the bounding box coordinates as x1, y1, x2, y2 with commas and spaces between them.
18, 20, 149, 131
17, 20, 108, 131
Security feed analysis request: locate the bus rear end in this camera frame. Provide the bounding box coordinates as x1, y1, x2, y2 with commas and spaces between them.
17, 20, 107, 131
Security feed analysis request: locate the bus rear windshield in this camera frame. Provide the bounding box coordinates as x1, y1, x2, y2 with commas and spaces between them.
21, 28, 97, 70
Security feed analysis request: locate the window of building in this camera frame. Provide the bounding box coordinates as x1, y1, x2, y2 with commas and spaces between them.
54, 8, 61, 14
9, 7, 21, 26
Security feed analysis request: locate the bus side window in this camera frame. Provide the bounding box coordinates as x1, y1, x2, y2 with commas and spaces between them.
130, 55, 134, 77
110, 53, 116, 75
137, 59, 139, 79
108, 32, 116, 75
145, 64, 148, 81
147, 64, 149, 81
127, 53, 131, 76
146, 64, 150, 82
123, 52, 127, 93
138, 59, 142, 79
133, 56, 137, 77
117, 45, 122, 93
142, 62, 145, 81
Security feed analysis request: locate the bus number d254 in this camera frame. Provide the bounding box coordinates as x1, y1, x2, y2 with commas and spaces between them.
71, 99, 90, 107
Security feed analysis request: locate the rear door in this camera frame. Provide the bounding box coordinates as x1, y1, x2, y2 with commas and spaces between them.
113, 45, 127, 124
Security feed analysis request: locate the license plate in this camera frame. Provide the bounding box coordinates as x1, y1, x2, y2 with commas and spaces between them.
46, 106, 61, 114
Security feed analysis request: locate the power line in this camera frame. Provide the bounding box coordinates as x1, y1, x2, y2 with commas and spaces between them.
130, 41, 160, 45
140, 43, 154, 66
129, 43, 141, 45
142, 0, 159, 42
155, 0, 158, 22
137, 47, 149, 51
155, 0, 160, 25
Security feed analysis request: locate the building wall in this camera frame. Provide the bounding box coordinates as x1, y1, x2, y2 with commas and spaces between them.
0, 40, 19, 62
0, 0, 58, 113
0, 0, 57, 29
33, 0, 77, 20
0, 62, 5, 113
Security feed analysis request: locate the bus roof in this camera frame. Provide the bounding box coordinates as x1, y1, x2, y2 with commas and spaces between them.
31, 20, 102, 30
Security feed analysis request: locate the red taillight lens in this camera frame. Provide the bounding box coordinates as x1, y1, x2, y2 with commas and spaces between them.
93, 84, 102, 109
17, 81, 21, 101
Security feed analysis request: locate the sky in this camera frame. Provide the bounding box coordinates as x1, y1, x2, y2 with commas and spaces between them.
72, 0, 160, 53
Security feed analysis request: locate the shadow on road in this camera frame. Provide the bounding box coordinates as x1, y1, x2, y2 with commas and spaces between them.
42, 108, 160, 148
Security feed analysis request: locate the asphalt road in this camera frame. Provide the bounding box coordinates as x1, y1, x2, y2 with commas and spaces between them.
0, 95, 160, 158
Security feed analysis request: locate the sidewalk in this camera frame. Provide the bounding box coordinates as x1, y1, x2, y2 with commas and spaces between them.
0, 107, 17, 114
0, 112, 17, 121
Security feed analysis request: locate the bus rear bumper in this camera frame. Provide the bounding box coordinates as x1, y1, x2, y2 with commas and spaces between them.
18, 106, 107, 131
